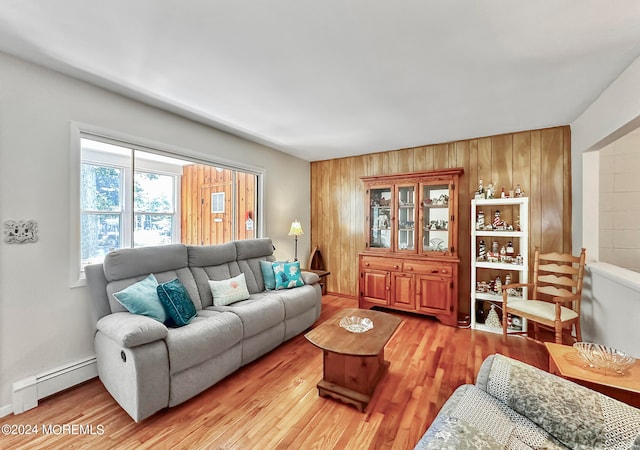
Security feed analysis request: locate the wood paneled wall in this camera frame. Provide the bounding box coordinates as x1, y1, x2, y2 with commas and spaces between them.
181, 165, 256, 245
310, 126, 572, 316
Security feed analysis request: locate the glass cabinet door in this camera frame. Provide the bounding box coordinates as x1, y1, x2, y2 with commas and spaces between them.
368, 186, 392, 249
421, 183, 451, 254
397, 184, 416, 252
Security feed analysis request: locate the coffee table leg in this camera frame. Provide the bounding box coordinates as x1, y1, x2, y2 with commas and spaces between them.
317, 349, 390, 412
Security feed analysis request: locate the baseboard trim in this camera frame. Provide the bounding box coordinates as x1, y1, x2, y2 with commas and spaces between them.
0, 404, 13, 418
12, 356, 97, 415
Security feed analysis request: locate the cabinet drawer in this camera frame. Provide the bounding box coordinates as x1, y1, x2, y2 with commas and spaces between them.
361, 257, 401, 272
403, 261, 452, 276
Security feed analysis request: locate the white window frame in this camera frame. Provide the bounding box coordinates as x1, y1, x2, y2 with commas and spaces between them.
70, 123, 264, 287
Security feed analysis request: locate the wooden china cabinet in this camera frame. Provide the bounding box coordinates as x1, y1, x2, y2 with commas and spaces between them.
358, 168, 463, 327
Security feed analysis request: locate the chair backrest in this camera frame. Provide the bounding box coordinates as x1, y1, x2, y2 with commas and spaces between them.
532, 248, 587, 313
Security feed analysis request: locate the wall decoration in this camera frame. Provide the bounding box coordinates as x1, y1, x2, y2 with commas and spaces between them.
3, 219, 38, 244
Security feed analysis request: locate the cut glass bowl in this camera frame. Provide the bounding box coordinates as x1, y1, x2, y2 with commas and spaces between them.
339, 316, 374, 333
573, 342, 636, 374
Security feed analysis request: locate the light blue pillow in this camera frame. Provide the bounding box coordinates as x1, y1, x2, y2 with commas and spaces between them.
260, 259, 286, 290
273, 261, 305, 290
157, 279, 197, 327
113, 274, 167, 323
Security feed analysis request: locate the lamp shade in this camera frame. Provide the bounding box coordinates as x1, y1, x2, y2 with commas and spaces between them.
288, 220, 304, 236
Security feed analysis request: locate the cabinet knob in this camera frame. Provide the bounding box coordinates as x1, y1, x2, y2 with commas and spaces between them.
406, 266, 413, 271
394, 265, 399, 269
364, 262, 370, 267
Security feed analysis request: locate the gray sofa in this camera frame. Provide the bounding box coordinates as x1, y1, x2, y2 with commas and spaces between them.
85, 238, 322, 422
415, 354, 640, 449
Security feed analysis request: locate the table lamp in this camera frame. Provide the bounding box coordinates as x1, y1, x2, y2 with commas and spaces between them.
288, 220, 304, 261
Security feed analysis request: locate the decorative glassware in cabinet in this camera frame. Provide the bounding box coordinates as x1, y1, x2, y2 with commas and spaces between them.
397, 185, 416, 251
421, 184, 450, 253
369, 187, 392, 249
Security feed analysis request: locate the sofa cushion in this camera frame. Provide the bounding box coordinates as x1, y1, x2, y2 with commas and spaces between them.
234, 238, 273, 260
106, 267, 203, 314
260, 260, 277, 290
165, 312, 243, 374
260, 260, 287, 290
190, 263, 242, 309
187, 242, 237, 267
206, 294, 284, 338
157, 279, 198, 327
113, 274, 167, 323
209, 273, 250, 306
507, 299, 579, 322
273, 261, 304, 290
275, 285, 321, 319
103, 244, 188, 281
238, 258, 268, 293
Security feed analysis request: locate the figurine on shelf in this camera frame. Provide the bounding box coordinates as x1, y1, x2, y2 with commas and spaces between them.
485, 304, 501, 328
486, 182, 494, 199
377, 214, 389, 229
515, 184, 523, 197
506, 241, 515, 259
435, 194, 449, 205
476, 210, 485, 230
478, 240, 486, 261
492, 210, 503, 229
505, 273, 512, 287
500, 245, 507, 262
475, 179, 485, 200
501, 186, 506, 198
495, 276, 502, 293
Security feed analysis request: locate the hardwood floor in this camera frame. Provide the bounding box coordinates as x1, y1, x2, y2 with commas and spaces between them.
0, 295, 548, 449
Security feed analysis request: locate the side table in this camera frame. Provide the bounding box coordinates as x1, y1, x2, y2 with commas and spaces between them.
545, 342, 640, 408
306, 269, 330, 295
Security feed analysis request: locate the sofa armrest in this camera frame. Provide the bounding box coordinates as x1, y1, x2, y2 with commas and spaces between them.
476, 354, 640, 449
96, 312, 168, 348
301, 271, 320, 285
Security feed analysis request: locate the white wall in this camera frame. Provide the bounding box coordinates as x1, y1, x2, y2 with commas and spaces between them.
571, 54, 640, 356
0, 52, 311, 410
598, 133, 640, 272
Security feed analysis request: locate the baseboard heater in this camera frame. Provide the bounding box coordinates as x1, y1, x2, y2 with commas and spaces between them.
12, 356, 97, 414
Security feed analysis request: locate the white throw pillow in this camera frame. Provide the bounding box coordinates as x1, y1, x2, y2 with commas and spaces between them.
208, 273, 250, 306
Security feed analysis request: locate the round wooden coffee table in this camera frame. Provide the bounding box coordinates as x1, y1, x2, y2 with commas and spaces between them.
304, 308, 402, 412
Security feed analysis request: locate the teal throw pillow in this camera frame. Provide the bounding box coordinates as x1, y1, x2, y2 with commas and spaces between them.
260, 260, 286, 290
273, 261, 304, 290
113, 274, 167, 323
208, 273, 251, 306
157, 279, 197, 327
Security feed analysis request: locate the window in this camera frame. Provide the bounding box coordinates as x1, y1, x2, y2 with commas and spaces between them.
79, 134, 261, 273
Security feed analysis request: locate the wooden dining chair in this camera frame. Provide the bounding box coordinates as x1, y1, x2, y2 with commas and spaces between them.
502, 248, 587, 344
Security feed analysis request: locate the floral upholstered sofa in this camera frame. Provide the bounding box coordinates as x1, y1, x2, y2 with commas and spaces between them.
415, 354, 640, 449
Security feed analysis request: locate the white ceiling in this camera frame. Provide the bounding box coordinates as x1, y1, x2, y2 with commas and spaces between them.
1, 1, 640, 162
